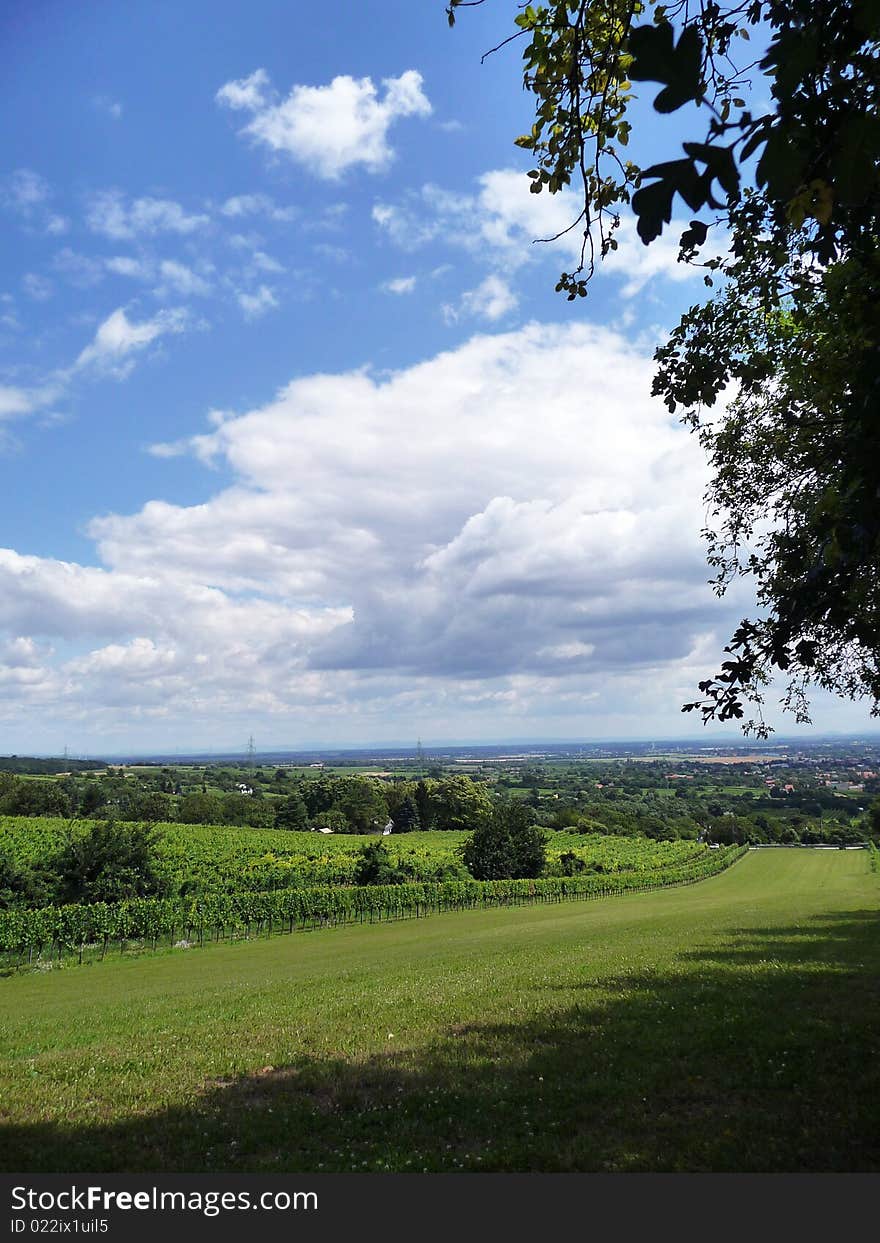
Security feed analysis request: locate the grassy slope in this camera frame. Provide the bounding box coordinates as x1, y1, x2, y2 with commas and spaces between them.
1, 851, 878, 1172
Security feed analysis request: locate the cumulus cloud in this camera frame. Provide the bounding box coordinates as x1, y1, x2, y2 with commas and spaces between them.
107, 325, 730, 693
375, 169, 723, 298
217, 68, 432, 179
215, 68, 272, 112
373, 171, 579, 263
0, 321, 753, 740
0, 545, 352, 728
444, 274, 518, 322
75, 306, 189, 376
382, 275, 417, 294
86, 190, 209, 240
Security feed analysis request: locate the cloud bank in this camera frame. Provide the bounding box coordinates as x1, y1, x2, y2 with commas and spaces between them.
217, 68, 432, 179
0, 321, 742, 744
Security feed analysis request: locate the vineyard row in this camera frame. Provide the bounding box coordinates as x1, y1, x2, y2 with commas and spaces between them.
0, 846, 748, 966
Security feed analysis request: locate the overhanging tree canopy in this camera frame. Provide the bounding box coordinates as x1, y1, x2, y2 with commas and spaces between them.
447, 0, 880, 734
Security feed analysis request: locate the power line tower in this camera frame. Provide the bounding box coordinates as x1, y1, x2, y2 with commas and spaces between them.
246, 735, 256, 766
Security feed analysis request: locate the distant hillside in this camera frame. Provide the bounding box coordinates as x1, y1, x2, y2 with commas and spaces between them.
0, 756, 105, 775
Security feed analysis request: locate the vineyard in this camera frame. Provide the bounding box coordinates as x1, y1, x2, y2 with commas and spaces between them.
0, 843, 746, 966
0, 816, 713, 894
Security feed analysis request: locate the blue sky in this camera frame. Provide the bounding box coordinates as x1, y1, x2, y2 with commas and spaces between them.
0, 0, 874, 754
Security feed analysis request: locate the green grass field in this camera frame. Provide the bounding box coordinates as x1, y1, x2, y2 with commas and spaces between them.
2, 850, 878, 1172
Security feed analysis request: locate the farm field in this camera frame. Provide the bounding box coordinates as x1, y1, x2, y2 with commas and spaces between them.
1, 850, 878, 1172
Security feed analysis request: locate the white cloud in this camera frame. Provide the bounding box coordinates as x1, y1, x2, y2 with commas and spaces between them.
75, 306, 189, 376
0, 386, 38, 421
0, 381, 61, 423
105, 255, 152, 280
156, 260, 212, 297
125, 321, 724, 692
374, 171, 585, 268
106, 255, 217, 296
219, 193, 296, 222
382, 275, 417, 294
375, 169, 724, 298
215, 68, 272, 112
452, 170, 584, 266
236, 285, 279, 319
217, 68, 432, 179
249, 251, 284, 274
371, 201, 439, 250
0, 322, 770, 742
602, 216, 729, 297
1, 169, 69, 234
86, 191, 209, 240
445, 275, 518, 322
3, 169, 50, 209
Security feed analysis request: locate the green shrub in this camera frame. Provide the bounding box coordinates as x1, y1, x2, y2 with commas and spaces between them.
462, 802, 547, 880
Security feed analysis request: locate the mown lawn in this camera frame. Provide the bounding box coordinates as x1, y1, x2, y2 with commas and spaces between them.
1, 851, 878, 1172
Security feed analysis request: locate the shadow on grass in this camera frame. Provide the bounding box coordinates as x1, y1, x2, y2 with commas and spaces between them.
4, 909, 880, 1173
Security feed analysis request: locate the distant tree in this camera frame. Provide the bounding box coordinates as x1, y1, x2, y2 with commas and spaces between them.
275, 791, 310, 832
178, 792, 225, 825
430, 775, 493, 833
462, 802, 547, 880
0, 849, 50, 909
413, 779, 436, 831
642, 816, 679, 841
220, 793, 276, 828
382, 779, 411, 819
0, 778, 71, 818
867, 797, 880, 841
79, 783, 105, 816
135, 791, 174, 823
310, 809, 349, 833
393, 795, 421, 833
335, 777, 388, 833
301, 775, 336, 817
521, 765, 544, 789
353, 841, 404, 885
557, 849, 587, 876
51, 821, 168, 905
